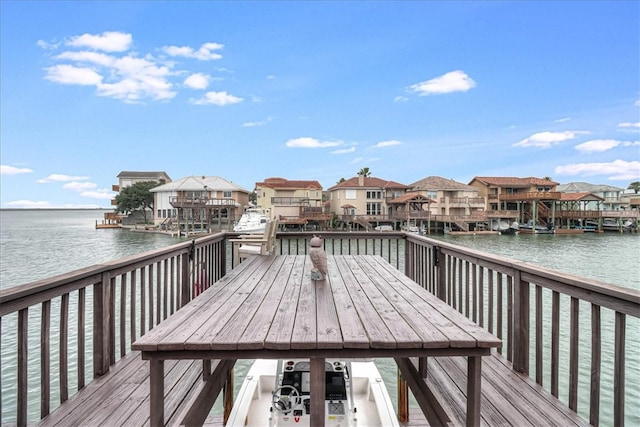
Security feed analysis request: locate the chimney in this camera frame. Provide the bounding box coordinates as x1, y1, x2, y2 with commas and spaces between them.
358, 175, 364, 186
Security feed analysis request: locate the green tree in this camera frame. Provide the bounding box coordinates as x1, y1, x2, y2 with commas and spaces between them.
336, 177, 346, 184
249, 191, 257, 204
628, 181, 640, 194
357, 167, 371, 177
115, 181, 158, 223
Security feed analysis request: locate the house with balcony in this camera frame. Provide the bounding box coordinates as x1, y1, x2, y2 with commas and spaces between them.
468, 176, 560, 227
556, 182, 627, 211
150, 176, 250, 233
406, 176, 487, 232
410, 176, 485, 216
254, 177, 330, 228
327, 175, 411, 230
106, 171, 172, 226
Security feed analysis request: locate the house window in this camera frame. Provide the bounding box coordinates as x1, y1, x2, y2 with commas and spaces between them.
426, 191, 437, 200
366, 202, 381, 215
366, 191, 382, 199
223, 191, 232, 198
345, 189, 356, 200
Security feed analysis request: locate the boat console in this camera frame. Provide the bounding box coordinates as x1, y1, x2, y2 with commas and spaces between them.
270, 359, 357, 426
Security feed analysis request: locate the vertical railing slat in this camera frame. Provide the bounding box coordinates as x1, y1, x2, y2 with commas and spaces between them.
40, 300, 50, 418
551, 291, 560, 397
18, 309, 28, 427
569, 297, 579, 411
590, 303, 601, 426
59, 293, 69, 403
614, 312, 626, 427
78, 287, 85, 390
536, 285, 543, 386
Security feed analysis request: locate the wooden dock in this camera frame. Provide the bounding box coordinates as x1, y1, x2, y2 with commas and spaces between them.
1, 231, 637, 426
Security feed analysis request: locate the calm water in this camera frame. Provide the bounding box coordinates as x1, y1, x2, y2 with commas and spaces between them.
1, 210, 638, 424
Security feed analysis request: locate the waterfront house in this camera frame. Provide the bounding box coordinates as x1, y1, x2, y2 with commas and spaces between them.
254, 177, 330, 228
557, 182, 627, 211
469, 176, 559, 226
326, 175, 411, 230
410, 176, 484, 216
150, 176, 251, 233
108, 171, 172, 225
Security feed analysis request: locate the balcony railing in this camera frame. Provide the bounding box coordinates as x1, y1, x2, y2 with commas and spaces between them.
499, 191, 562, 201
270, 197, 312, 206
169, 196, 237, 208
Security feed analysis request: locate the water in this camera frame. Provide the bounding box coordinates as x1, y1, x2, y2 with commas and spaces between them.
1, 210, 638, 424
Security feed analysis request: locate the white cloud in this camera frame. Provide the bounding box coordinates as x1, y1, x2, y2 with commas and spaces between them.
513, 130, 589, 148
41, 32, 231, 103
55, 51, 115, 67
374, 140, 401, 148
350, 156, 380, 164
37, 174, 89, 183
1, 165, 34, 175
162, 42, 224, 61
618, 121, 640, 132
408, 70, 476, 96
574, 139, 640, 153
191, 91, 243, 106
554, 117, 571, 123
331, 147, 356, 154
67, 31, 132, 52
63, 181, 98, 191
243, 117, 273, 127
555, 159, 640, 180
394, 96, 408, 103
184, 73, 210, 89
44, 64, 103, 85
285, 137, 342, 148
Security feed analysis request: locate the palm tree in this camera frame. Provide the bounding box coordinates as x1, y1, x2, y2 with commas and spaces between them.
628, 181, 640, 194
357, 167, 371, 177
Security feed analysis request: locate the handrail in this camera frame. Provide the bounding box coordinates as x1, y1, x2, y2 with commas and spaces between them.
1, 231, 637, 426
402, 233, 639, 426
0, 233, 227, 425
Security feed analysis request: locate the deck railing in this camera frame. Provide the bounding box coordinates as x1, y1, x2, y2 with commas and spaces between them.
401, 233, 639, 427
0, 233, 227, 426
1, 231, 637, 426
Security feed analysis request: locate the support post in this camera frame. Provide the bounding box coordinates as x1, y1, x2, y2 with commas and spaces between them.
93, 273, 111, 377
397, 368, 409, 422
467, 356, 482, 427
150, 358, 164, 427
310, 358, 326, 426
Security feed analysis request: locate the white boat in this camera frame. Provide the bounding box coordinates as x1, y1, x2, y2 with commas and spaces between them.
519, 220, 555, 234
234, 207, 270, 233
226, 358, 399, 427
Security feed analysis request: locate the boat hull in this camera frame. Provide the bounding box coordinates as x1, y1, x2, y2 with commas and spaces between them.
226, 359, 399, 427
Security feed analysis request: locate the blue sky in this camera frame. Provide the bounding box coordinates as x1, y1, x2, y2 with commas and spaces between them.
1, 1, 638, 209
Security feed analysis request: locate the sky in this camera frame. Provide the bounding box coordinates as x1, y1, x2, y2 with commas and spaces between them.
1, 1, 639, 209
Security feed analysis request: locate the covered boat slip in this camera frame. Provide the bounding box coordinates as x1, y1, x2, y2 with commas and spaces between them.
132, 254, 502, 426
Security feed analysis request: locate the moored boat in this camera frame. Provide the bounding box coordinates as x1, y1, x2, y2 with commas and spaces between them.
226, 358, 399, 427
234, 207, 270, 233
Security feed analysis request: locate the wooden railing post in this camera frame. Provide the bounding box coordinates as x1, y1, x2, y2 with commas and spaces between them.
181, 251, 191, 308
93, 273, 111, 377
434, 246, 446, 301
512, 270, 529, 374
